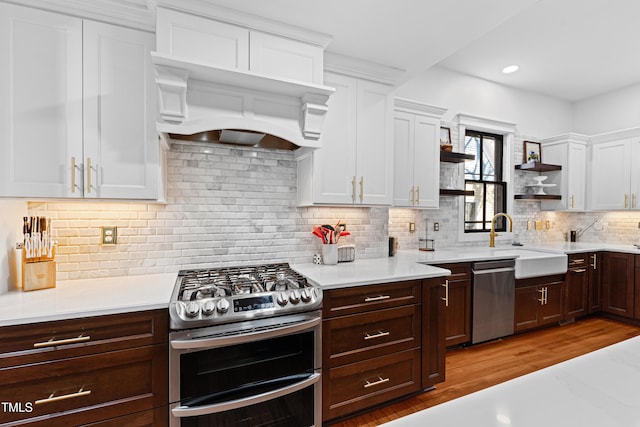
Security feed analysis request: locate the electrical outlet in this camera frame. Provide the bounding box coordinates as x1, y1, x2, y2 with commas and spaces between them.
409, 222, 416, 232
433, 222, 440, 232
535, 220, 543, 230
545, 220, 551, 230
101, 226, 117, 245
527, 220, 532, 230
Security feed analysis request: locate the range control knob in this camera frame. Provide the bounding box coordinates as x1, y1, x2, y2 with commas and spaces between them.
184, 302, 200, 318
289, 290, 301, 304
201, 300, 215, 315
216, 298, 230, 314
300, 289, 312, 303
276, 292, 289, 306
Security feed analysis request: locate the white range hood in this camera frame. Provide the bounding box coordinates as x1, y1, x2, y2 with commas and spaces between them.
152, 3, 335, 149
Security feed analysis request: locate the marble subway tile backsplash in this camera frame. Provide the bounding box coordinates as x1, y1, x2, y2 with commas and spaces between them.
29, 142, 388, 280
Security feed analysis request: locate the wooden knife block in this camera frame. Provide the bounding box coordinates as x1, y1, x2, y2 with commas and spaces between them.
22, 247, 56, 292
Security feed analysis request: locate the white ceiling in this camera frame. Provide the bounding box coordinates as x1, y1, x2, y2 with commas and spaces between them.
202, 0, 640, 103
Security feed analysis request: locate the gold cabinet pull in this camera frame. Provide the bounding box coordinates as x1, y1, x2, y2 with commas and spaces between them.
86, 157, 92, 194
625, 194, 628, 208
35, 388, 91, 405
71, 157, 76, 193
416, 186, 420, 205
633, 193, 637, 209
571, 195, 575, 209
359, 176, 364, 203
410, 186, 415, 205
441, 280, 449, 307
364, 376, 390, 389
364, 330, 390, 341
33, 335, 90, 348
364, 295, 390, 303
591, 253, 597, 270
351, 176, 356, 203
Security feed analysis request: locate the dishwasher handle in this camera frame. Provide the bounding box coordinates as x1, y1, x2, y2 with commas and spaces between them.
472, 259, 515, 271
472, 267, 515, 275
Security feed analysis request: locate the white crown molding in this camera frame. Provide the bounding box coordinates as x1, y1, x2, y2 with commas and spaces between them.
4, 0, 155, 31
541, 133, 590, 146
456, 113, 517, 135
394, 98, 447, 118
589, 126, 640, 144
324, 52, 405, 86
155, 0, 332, 48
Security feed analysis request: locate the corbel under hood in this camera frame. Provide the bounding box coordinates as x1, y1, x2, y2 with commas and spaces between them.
152, 52, 335, 149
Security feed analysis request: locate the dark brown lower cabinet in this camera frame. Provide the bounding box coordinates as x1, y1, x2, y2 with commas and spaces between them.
0, 310, 168, 426
514, 275, 564, 333
565, 253, 590, 319
601, 252, 635, 318
432, 263, 471, 348
321, 278, 445, 423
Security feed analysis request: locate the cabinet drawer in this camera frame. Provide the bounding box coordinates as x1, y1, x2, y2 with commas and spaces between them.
0, 309, 168, 368
568, 253, 588, 267
432, 262, 471, 280
323, 348, 421, 422
80, 407, 168, 427
323, 304, 420, 367
0, 344, 167, 426
323, 280, 421, 318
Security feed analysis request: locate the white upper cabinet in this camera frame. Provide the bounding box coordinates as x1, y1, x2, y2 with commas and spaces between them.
155, 7, 324, 84
393, 99, 445, 208
156, 8, 249, 70
297, 71, 393, 206
540, 134, 588, 211
0, 3, 83, 198
589, 135, 640, 210
0, 3, 158, 199
83, 21, 158, 199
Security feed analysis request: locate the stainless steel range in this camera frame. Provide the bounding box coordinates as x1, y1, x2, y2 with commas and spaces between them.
168, 263, 323, 427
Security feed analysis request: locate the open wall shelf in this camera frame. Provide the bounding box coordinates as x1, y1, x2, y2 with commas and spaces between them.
440, 189, 474, 197
514, 194, 561, 200
514, 162, 561, 172
440, 151, 475, 163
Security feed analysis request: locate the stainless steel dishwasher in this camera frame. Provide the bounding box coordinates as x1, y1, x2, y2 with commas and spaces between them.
472, 259, 515, 344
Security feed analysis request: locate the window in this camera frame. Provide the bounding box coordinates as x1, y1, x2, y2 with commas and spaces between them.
464, 131, 507, 232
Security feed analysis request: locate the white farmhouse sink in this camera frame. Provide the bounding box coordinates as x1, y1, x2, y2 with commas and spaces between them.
490, 249, 567, 279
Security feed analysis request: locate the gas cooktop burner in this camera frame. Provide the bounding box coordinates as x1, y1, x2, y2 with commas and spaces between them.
170, 263, 322, 329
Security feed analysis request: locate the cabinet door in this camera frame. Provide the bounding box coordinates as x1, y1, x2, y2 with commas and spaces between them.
602, 252, 635, 318
588, 252, 602, 313
310, 72, 358, 204
392, 111, 415, 207
356, 79, 393, 205
631, 140, 640, 210
514, 285, 540, 332
539, 281, 564, 325
566, 266, 589, 319
435, 263, 471, 348
0, 4, 83, 197
412, 114, 440, 208
155, 8, 249, 70
590, 140, 631, 210
567, 143, 587, 211
421, 278, 446, 388
83, 21, 158, 199
249, 31, 322, 83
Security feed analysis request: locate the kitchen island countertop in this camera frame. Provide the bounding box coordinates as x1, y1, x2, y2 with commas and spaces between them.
0, 272, 177, 327
380, 334, 640, 427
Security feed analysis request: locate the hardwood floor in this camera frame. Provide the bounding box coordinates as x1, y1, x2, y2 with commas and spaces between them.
329, 316, 640, 426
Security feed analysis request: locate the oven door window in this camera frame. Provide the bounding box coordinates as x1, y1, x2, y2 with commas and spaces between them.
180, 386, 313, 427
180, 331, 315, 405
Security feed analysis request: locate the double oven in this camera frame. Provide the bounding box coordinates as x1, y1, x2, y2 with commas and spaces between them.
168, 264, 322, 426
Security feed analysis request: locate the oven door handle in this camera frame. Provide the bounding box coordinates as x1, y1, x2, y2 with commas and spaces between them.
171, 372, 320, 418
170, 316, 321, 350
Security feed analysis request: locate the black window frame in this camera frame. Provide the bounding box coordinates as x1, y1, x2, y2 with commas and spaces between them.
464, 130, 507, 233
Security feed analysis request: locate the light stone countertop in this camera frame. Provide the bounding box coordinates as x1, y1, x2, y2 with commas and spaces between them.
380, 334, 640, 427
527, 241, 640, 254
0, 272, 177, 327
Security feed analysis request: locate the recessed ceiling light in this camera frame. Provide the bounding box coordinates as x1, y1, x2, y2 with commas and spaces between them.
502, 65, 519, 74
